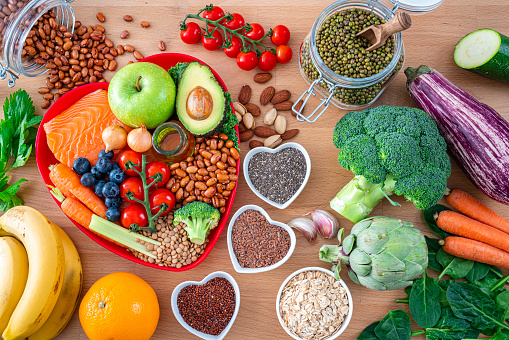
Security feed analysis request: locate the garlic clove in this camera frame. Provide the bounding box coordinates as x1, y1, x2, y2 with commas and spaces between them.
288, 217, 317, 242
311, 209, 340, 239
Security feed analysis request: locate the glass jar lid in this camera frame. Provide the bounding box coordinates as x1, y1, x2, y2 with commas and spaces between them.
386, 0, 444, 13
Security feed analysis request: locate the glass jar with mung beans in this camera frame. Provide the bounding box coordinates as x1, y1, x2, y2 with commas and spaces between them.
294, 0, 444, 123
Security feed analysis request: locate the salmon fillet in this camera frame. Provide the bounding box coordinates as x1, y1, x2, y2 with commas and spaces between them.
44, 89, 131, 168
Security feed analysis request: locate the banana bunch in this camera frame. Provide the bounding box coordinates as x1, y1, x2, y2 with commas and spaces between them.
0, 206, 83, 340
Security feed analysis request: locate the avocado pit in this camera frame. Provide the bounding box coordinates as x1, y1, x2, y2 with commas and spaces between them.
186, 86, 213, 121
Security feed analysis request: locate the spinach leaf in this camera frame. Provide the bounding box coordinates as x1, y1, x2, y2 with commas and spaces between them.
446, 282, 509, 332
437, 248, 474, 280
374, 310, 411, 340
466, 261, 490, 282
436, 307, 473, 331
396, 286, 412, 304
439, 286, 450, 308
490, 329, 509, 339
357, 321, 380, 340
472, 275, 507, 299
425, 236, 443, 272
409, 270, 441, 328
423, 204, 452, 239
425, 328, 479, 340
489, 267, 504, 279
496, 291, 509, 321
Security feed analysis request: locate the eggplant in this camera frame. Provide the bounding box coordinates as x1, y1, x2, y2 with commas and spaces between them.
405, 65, 509, 204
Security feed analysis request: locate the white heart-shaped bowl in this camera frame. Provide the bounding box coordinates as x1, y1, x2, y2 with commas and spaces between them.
243, 142, 311, 209
276, 267, 353, 340
227, 205, 296, 274
171, 271, 240, 340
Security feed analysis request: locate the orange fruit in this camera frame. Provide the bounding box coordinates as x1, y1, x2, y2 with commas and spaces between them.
79, 272, 159, 340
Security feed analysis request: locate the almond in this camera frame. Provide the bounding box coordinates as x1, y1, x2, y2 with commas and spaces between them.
271, 90, 291, 105
254, 73, 272, 83
281, 129, 299, 140
264, 135, 282, 148
260, 86, 275, 106
292, 99, 304, 117
273, 100, 294, 111
244, 103, 261, 117
238, 122, 247, 133
254, 126, 277, 138
239, 130, 253, 142
249, 140, 264, 149
238, 85, 251, 105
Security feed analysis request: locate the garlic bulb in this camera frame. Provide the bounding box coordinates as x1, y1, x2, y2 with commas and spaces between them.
127, 125, 152, 153
102, 125, 127, 152
288, 217, 317, 242
311, 210, 340, 239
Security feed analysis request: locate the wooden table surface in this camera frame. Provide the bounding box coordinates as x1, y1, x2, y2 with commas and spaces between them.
2, 0, 509, 339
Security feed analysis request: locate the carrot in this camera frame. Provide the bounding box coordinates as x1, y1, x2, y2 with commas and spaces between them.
49, 163, 107, 218
446, 188, 509, 235
436, 210, 509, 252
440, 236, 509, 269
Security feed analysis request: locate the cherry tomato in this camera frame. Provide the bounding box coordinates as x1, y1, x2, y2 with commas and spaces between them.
223, 36, 242, 58
145, 161, 170, 188
236, 51, 258, 71
244, 23, 265, 41
271, 25, 291, 46
121, 204, 148, 229
119, 150, 142, 176
223, 13, 245, 31
258, 51, 277, 72
149, 188, 175, 217
120, 177, 144, 202
276, 45, 293, 64
202, 6, 225, 27
180, 22, 202, 44
201, 29, 223, 51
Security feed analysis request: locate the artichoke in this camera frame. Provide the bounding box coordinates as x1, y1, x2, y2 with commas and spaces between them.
319, 216, 428, 291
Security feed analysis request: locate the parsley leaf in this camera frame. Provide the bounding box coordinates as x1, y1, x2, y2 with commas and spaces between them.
168, 62, 189, 85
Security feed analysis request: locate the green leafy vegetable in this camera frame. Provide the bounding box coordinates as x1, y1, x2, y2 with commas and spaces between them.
357, 321, 379, 340
409, 270, 441, 328
374, 309, 411, 340
423, 204, 452, 239
466, 261, 491, 282
472, 275, 508, 299
496, 291, 509, 321
437, 248, 474, 280
425, 236, 443, 272
218, 92, 239, 150
487, 329, 509, 340
168, 62, 189, 84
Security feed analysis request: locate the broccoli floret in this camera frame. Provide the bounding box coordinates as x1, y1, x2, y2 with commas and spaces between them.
331, 105, 450, 223
173, 201, 220, 244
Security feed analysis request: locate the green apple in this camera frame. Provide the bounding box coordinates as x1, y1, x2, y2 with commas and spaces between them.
108, 62, 176, 129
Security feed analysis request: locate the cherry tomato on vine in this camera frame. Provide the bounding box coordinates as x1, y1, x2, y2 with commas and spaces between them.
236, 51, 258, 71
271, 25, 291, 46
223, 13, 245, 31
202, 6, 225, 26
145, 161, 170, 188
120, 177, 144, 202
149, 188, 175, 217
119, 150, 142, 176
244, 23, 265, 41
202, 29, 223, 51
121, 204, 148, 229
180, 22, 202, 44
258, 51, 277, 72
223, 36, 243, 58
276, 45, 293, 64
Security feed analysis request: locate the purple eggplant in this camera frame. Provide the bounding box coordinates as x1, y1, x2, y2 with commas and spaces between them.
405, 65, 509, 204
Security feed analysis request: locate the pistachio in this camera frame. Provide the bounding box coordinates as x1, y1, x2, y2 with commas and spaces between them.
274, 115, 287, 134
263, 108, 278, 126
235, 111, 243, 123
243, 112, 255, 130
233, 102, 246, 116
264, 135, 282, 148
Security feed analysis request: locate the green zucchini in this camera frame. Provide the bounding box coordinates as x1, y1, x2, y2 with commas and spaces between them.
454, 28, 509, 82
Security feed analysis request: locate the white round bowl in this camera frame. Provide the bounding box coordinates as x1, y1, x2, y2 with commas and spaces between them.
171, 271, 240, 340
243, 142, 311, 209
276, 267, 353, 340
227, 205, 296, 274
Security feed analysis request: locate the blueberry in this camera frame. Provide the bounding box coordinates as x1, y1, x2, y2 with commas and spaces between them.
105, 196, 122, 208
102, 182, 120, 198
80, 173, 96, 187
109, 168, 125, 184
99, 149, 114, 159
73, 157, 91, 175
105, 207, 121, 222
96, 157, 113, 174
94, 180, 107, 197
111, 162, 121, 172
90, 166, 106, 180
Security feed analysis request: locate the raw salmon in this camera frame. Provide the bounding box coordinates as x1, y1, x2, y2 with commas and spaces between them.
44, 89, 131, 168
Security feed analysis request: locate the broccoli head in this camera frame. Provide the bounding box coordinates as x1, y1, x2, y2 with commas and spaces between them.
330, 106, 450, 222
173, 201, 220, 244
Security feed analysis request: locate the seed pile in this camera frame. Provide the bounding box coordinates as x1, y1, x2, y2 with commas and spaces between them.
177, 277, 236, 336
231, 209, 291, 268
248, 147, 306, 204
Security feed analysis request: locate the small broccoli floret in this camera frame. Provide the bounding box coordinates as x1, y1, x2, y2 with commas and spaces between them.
173, 201, 220, 244
395, 167, 448, 209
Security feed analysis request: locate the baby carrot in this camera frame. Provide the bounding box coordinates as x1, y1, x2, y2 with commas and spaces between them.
436, 210, 509, 252
446, 188, 509, 234
440, 236, 509, 269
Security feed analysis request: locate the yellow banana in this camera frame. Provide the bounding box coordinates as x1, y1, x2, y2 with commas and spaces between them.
0, 206, 65, 340
28, 225, 83, 340
0, 236, 29, 335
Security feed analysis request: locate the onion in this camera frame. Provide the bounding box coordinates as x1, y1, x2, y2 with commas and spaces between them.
127, 125, 152, 153
102, 125, 127, 152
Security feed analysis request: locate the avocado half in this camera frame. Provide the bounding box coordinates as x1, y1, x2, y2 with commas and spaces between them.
176, 62, 226, 137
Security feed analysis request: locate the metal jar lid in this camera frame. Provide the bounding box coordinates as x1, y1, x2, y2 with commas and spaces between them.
385, 0, 444, 14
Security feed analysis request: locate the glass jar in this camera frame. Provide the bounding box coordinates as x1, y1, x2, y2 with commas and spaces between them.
294, 0, 443, 123
152, 121, 196, 164
0, 0, 74, 87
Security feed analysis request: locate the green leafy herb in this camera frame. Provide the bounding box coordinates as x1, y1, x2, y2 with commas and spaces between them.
486, 329, 509, 340
496, 291, 509, 321
374, 310, 411, 340
0, 89, 40, 212
423, 204, 452, 239
437, 248, 474, 280
425, 236, 443, 272
218, 92, 239, 150
409, 270, 441, 328
357, 321, 380, 340
472, 275, 507, 299
168, 62, 189, 85
466, 261, 491, 282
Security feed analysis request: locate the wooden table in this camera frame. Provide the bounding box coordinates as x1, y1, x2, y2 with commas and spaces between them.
1, 0, 509, 338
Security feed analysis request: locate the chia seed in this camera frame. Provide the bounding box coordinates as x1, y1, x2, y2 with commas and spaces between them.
248, 148, 306, 204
